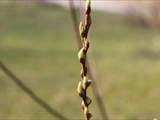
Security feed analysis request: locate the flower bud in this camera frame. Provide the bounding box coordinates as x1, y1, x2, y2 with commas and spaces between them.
77, 81, 84, 97
84, 107, 92, 119
84, 40, 90, 51
79, 22, 84, 36
82, 77, 92, 89
82, 76, 87, 89
78, 48, 85, 64
86, 0, 91, 9
84, 107, 89, 115
87, 79, 92, 87
81, 101, 85, 110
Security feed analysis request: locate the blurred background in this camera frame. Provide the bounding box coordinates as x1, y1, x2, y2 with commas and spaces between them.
0, 0, 160, 119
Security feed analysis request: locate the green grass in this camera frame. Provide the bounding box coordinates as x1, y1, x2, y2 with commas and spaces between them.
0, 5, 160, 119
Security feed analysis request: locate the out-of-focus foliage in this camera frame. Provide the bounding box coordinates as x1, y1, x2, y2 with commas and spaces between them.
126, 1, 160, 28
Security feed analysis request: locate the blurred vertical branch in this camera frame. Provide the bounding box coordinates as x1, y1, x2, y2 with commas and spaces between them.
69, 0, 82, 47
0, 61, 69, 120
69, 0, 109, 119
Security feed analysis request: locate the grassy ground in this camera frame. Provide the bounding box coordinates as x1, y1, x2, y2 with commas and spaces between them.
0, 4, 160, 119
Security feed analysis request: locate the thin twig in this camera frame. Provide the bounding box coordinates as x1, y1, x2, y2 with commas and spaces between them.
69, 0, 109, 120
77, 0, 92, 120
69, 0, 82, 47
0, 60, 69, 120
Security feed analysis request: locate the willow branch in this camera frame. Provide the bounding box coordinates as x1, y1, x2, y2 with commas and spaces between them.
69, 0, 109, 120
76, 0, 92, 120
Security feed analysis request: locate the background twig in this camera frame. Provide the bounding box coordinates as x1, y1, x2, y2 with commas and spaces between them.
0, 60, 69, 120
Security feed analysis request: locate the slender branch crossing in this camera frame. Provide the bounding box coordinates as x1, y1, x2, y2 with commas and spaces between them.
77, 0, 92, 120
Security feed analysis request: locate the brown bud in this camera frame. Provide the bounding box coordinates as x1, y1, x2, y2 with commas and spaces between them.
87, 112, 92, 119
86, 96, 92, 106
85, 0, 91, 15
86, 15, 92, 26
